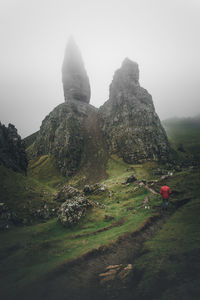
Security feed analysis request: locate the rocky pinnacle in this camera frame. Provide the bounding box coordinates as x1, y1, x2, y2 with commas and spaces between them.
99, 57, 171, 163
62, 37, 91, 104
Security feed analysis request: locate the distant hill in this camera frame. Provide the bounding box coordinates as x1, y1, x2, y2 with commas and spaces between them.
162, 115, 200, 162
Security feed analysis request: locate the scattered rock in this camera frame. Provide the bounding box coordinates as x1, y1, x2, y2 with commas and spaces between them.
56, 185, 80, 202
83, 183, 107, 195
118, 264, 133, 280
138, 182, 145, 187
99, 264, 133, 285
126, 167, 134, 171
142, 196, 150, 209
154, 168, 166, 175
83, 185, 93, 195
57, 196, 91, 227
109, 190, 113, 198
106, 264, 122, 270
104, 214, 114, 221
160, 175, 169, 181
125, 174, 137, 184
99, 269, 117, 277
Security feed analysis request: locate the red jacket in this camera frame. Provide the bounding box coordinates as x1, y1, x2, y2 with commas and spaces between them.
160, 185, 171, 199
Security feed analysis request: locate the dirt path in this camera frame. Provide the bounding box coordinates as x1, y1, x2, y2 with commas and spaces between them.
80, 107, 109, 184
16, 198, 190, 300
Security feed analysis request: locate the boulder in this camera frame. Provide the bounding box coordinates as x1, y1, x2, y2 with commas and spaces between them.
57, 196, 91, 227
125, 174, 137, 184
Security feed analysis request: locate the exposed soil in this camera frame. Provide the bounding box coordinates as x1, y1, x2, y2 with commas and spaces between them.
16, 198, 190, 300
79, 108, 109, 185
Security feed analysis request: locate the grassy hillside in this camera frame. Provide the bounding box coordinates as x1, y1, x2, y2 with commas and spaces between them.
162, 116, 200, 162
128, 168, 200, 300
1, 153, 199, 299
0, 165, 51, 219
1, 118, 200, 299
0, 155, 66, 225
28, 154, 66, 189
0, 156, 162, 298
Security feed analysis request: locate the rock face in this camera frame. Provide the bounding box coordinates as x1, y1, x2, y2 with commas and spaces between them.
0, 123, 27, 173
33, 99, 107, 177
31, 41, 171, 180
99, 58, 170, 163
62, 37, 91, 104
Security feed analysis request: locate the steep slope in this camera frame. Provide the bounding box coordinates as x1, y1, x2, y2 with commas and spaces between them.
99, 58, 171, 163
162, 116, 200, 163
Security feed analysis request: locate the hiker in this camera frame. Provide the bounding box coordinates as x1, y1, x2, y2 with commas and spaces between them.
160, 183, 171, 211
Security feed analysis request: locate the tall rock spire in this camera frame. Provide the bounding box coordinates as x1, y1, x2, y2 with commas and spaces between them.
62, 37, 91, 104
99, 58, 171, 163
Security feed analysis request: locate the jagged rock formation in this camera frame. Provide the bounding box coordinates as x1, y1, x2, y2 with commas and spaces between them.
32, 99, 108, 178
62, 37, 91, 104
33, 100, 93, 176
99, 58, 171, 163
0, 123, 27, 173
32, 38, 108, 179
30, 40, 171, 180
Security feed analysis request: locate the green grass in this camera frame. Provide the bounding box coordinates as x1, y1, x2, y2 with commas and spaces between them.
131, 168, 200, 300
0, 165, 52, 219
162, 117, 200, 161
0, 155, 159, 298
28, 155, 66, 189
0, 153, 200, 299
0, 154, 66, 223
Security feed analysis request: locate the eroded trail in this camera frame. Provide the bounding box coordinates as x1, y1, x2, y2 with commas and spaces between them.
17, 198, 190, 300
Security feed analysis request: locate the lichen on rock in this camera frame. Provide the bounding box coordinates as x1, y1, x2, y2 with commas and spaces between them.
57, 196, 91, 227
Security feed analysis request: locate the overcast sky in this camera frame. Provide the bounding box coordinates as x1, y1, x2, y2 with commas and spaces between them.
0, 0, 200, 137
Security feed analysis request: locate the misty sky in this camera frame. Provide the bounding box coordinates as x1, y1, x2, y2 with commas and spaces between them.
0, 0, 200, 137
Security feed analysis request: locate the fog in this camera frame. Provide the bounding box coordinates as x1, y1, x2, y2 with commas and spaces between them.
0, 0, 200, 137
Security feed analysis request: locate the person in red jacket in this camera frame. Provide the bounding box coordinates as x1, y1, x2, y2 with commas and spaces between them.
160, 183, 171, 211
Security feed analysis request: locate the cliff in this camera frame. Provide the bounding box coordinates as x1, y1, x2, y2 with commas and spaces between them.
99, 58, 171, 163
